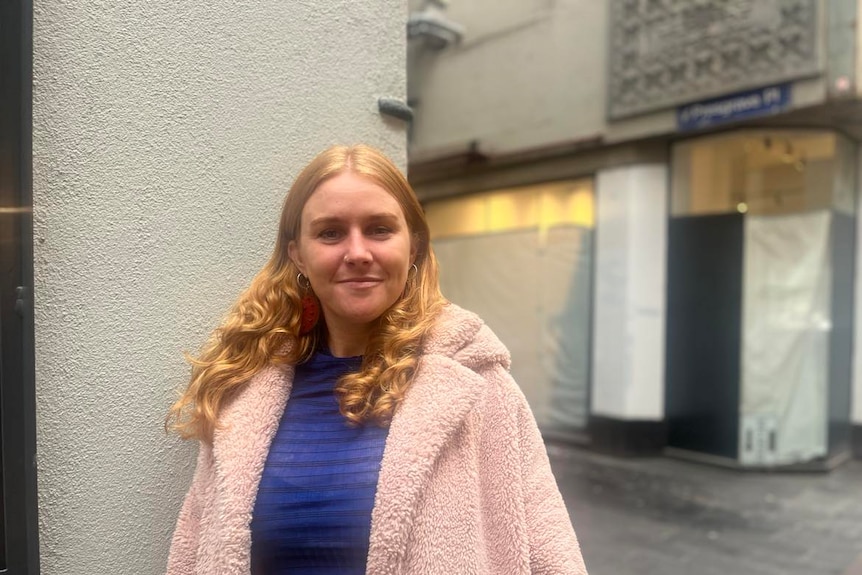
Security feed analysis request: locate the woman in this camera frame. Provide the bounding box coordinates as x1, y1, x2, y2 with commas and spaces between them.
165, 144, 588, 575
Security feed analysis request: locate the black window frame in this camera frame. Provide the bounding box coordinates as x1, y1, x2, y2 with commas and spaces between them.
0, 0, 39, 573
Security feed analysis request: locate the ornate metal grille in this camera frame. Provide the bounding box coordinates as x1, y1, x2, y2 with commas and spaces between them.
608, 0, 822, 119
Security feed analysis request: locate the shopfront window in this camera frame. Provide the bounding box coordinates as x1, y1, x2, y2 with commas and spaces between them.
672, 130, 853, 217
424, 179, 594, 434
667, 129, 857, 466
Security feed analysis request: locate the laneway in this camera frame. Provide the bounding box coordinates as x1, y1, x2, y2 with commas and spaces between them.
549, 444, 862, 575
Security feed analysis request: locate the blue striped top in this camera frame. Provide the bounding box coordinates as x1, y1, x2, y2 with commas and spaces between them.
249, 350, 389, 575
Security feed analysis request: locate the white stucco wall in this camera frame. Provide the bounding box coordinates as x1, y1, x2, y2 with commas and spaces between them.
32, 2, 406, 573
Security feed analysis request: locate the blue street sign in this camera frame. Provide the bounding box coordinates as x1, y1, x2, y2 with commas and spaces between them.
677, 84, 791, 131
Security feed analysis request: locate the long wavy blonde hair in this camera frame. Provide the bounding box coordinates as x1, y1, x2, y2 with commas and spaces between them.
167, 144, 447, 442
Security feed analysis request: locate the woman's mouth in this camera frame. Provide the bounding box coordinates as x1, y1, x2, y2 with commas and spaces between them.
338, 277, 382, 288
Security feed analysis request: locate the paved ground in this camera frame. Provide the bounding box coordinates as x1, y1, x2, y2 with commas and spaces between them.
548, 444, 862, 575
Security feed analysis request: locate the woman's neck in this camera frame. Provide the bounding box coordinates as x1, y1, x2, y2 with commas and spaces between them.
325, 323, 372, 357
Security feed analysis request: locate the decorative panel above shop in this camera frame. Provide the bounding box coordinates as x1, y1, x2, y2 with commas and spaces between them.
608, 0, 822, 119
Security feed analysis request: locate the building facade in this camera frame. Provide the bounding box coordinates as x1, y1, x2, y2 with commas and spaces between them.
408, 0, 862, 469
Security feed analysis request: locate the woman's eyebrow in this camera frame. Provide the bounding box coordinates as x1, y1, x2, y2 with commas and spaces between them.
308, 213, 399, 227
308, 216, 342, 227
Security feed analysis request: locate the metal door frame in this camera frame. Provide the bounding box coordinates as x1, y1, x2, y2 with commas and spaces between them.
0, 0, 39, 572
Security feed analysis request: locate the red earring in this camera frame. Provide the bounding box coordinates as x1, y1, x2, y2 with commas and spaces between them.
297, 273, 320, 335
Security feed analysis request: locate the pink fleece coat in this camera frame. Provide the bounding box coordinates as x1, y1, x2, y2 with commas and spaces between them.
166, 304, 588, 574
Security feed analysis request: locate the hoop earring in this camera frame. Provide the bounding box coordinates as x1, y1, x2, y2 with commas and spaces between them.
401, 264, 419, 299
296, 273, 319, 335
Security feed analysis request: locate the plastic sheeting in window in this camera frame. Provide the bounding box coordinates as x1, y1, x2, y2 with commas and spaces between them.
739, 210, 831, 465
432, 225, 592, 431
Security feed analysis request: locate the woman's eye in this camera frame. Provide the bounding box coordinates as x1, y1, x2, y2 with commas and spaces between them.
371, 226, 391, 236
317, 229, 340, 240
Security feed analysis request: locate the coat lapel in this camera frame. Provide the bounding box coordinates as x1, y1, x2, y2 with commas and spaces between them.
366, 354, 488, 575
210, 363, 293, 574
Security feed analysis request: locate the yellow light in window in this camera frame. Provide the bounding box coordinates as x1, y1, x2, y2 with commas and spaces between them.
538, 185, 594, 229
425, 195, 486, 239
568, 189, 595, 228
486, 190, 537, 233
425, 179, 594, 239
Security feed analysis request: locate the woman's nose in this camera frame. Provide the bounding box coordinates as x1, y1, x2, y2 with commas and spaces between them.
343, 231, 372, 264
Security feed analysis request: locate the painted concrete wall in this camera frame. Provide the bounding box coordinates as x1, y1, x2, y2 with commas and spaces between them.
591, 165, 668, 421
31, 2, 406, 573
408, 0, 607, 156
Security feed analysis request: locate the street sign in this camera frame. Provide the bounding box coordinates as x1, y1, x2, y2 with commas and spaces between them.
677, 84, 791, 132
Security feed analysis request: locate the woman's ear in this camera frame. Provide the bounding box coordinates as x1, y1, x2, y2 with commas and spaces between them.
288, 240, 305, 274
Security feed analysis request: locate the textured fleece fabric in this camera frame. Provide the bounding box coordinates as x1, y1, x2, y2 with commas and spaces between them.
165, 304, 588, 575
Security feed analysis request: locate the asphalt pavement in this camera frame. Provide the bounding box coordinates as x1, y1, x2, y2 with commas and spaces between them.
548, 443, 862, 575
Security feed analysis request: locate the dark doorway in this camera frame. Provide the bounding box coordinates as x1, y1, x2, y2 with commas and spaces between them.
665, 213, 744, 459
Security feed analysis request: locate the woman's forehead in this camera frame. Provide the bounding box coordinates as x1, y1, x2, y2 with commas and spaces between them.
302, 173, 407, 222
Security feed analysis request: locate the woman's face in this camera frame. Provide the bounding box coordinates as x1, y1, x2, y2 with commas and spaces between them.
288, 171, 415, 337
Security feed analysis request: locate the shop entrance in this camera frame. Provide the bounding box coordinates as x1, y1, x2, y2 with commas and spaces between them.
666, 130, 856, 467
